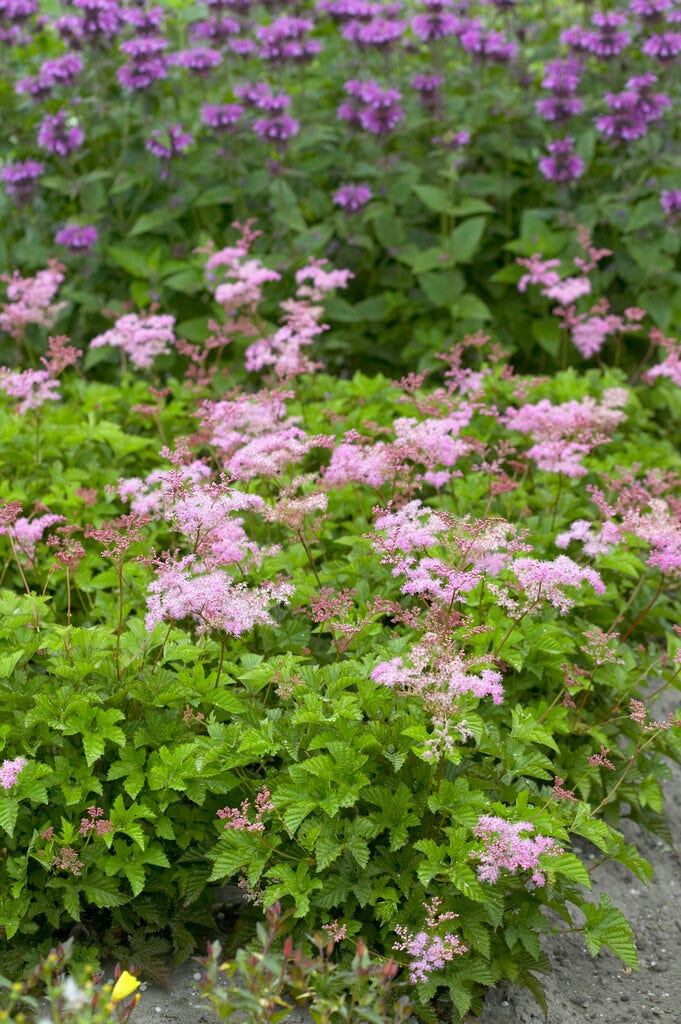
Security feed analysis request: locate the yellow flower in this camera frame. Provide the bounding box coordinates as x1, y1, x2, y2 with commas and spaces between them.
111, 971, 141, 1003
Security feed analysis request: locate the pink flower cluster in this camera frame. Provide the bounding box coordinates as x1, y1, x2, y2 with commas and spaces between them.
0, 755, 27, 789
145, 554, 294, 636
505, 389, 628, 477
0, 510, 65, 564
0, 261, 66, 339
372, 636, 503, 759
517, 231, 645, 359
393, 899, 467, 984
471, 815, 563, 886
372, 501, 531, 604
245, 261, 353, 379
79, 806, 114, 837
562, 477, 681, 576
90, 313, 176, 369
492, 554, 605, 616
217, 786, 274, 832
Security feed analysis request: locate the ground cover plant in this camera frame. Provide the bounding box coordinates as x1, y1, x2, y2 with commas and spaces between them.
1, 226, 681, 1021
3, 0, 681, 373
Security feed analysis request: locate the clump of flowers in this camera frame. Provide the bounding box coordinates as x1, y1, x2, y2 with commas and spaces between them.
0, 755, 27, 789
471, 816, 563, 886
90, 312, 176, 369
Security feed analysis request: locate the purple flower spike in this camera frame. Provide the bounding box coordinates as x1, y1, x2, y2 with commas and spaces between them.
333, 181, 373, 212
37, 110, 84, 156
1, 159, 44, 206
145, 124, 194, 160
201, 103, 244, 130
661, 189, 681, 217
55, 224, 99, 251
538, 137, 584, 183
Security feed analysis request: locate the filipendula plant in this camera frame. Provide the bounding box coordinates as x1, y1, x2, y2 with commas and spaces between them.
1, 235, 681, 1018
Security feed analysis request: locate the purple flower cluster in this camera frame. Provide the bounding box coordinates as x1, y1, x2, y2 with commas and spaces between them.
15, 53, 84, 100
411, 0, 462, 43
536, 58, 584, 123
341, 16, 406, 50
145, 123, 194, 160
121, 3, 164, 34
629, 0, 672, 23
562, 11, 630, 58
538, 137, 584, 184
661, 188, 681, 217
642, 30, 681, 61
459, 21, 518, 62
117, 35, 169, 90
338, 79, 404, 135
412, 72, 444, 114
595, 74, 670, 143
256, 15, 322, 63
201, 102, 244, 131
333, 181, 373, 212
170, 46, 222, 76
189, 14, 241, 43
56, 0, 123, 46
1, 159, 43, 206
37, 110, 84, 156
54, 224, 98, 251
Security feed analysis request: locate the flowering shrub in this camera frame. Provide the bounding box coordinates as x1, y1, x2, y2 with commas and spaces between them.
0, 233, 680, 1019
3, 0, 681, 371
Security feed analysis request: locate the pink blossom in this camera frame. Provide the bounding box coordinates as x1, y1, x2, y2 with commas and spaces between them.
0, 756, 27, 789
555, 518, 621, 555
509, 555, 605, 614
145, 554, 294, 635
198, 391, 293, 455
372, 500, 450, 553
79, 806, 113, 837
213, 258, 281, 312
471, 815, 562, 886
393, 412, 472, 471
371, 637, 504, 706
325, 436, 398, 488
0, 261, 66, 338
0, 368, 61, 414
0, 512, 65, 564
294, 260, 353, 301
571, 314, 622, 358
543, 275, 591, 304
90, 313, 176, 369
226, 425, 314, 481
516, 254, 561, 292
393, 927, 466, 984
217, 786, 274, 832
506, 391, 627, 475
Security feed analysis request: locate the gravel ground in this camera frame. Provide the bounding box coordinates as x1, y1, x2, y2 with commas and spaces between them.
128, 761, 681, 1024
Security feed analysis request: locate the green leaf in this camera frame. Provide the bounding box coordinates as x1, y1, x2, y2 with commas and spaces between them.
449, 216, 486, 263
124, 861, 146, 897
412, 184, 453, 214
107, 245, 154, 278
582, 895, 638, 968
451, 293, 492, 321
82, 875, 128, 908
0, 796, 19, 838
83, 733, 106, 767
418, 269, 464, 307
0, 650, 24, 678
551, 852, 591, 887
130, 210, 176, 237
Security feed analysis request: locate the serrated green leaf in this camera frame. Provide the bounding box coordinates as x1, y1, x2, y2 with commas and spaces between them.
582, 895, 638, 968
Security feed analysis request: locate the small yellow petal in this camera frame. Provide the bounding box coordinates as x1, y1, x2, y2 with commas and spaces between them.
111, 971, 141, 1003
